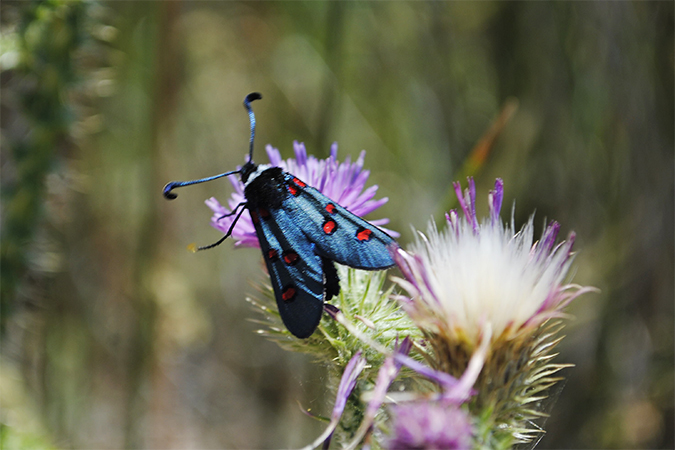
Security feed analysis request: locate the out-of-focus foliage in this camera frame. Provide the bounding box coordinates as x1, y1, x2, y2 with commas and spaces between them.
1, 1, 672, 449
1, 0, 88, 332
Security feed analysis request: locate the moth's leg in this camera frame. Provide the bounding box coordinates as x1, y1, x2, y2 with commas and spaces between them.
217, 201, 247, 221
197, 203, 248, 251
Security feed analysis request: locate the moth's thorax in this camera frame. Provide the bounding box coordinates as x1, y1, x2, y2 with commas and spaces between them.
243, 164, 272, 187
243, 165, 287, 210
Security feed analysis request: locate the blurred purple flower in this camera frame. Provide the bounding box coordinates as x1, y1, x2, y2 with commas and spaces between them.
387, 401, 473, 450
205, 141, 398, 248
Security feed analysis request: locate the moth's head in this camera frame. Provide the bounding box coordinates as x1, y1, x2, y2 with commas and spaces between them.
240, 160, 258, 184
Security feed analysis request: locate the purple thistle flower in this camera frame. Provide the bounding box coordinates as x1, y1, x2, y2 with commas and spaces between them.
387, 401, 473, 450
205, 141, 398, 248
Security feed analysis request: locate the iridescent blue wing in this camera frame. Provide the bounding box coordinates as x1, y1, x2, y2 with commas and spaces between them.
250, 206, 325, 339
281, 174, 397, 269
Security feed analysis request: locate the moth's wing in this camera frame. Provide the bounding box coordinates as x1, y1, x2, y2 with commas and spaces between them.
250, 206, 325, 339
282, 175, 397, 270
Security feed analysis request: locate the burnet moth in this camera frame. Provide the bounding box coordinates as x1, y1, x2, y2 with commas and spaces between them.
163, 93, 398, 338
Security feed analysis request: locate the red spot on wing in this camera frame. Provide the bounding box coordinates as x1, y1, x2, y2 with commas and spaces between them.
288, 177, 306, 196
250, 210, 259, 224
267, 249, 279, 261
325, 203, 336, 214
282, 286, 296, 302
356, 227, 373, 241
323, 219, 338, 235
282, 250, 300, 266
259, 208, 271, 220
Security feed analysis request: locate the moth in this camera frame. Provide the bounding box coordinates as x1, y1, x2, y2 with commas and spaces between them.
164, 93, 397, 338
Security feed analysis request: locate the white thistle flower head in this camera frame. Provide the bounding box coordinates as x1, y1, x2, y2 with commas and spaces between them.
393, 178, 596, 444
393, 177, 590, 350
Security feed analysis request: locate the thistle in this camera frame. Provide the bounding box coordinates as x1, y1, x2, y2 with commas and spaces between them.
392, 178, 596, 447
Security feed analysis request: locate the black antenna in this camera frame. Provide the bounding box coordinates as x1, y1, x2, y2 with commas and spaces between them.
163, 169, 241, 200
162, 92, 263, 200
244, 92, 262, 162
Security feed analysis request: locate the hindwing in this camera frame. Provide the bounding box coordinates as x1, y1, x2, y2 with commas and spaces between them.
250, 206, 325, 339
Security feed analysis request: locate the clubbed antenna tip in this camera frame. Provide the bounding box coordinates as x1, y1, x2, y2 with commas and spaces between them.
245, 92, 262, 104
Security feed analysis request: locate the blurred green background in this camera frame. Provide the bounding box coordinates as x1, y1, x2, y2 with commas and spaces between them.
1, 1, 672, 449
